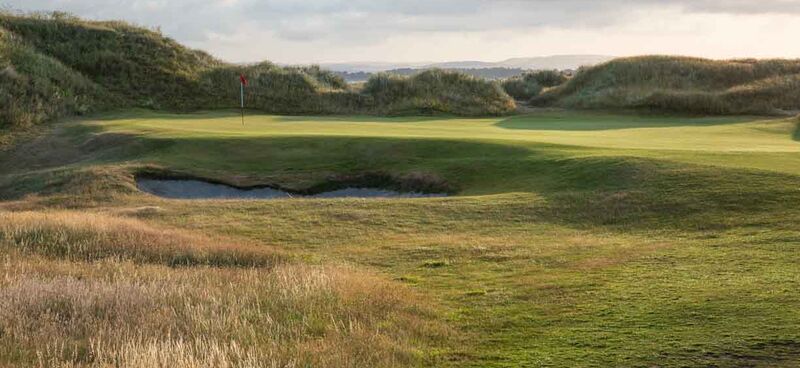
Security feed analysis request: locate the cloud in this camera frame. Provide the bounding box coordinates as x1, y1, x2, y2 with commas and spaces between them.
680, 0, 800, 14
4, 0, 800, 62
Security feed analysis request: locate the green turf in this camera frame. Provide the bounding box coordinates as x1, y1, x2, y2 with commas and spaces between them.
76, 109, 800, 179
2, 109, 800, 367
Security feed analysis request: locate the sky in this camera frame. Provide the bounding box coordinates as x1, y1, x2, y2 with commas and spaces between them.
4, 0, 800, 64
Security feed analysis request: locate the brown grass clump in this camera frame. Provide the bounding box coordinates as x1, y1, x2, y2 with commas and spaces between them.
0, 209, 446, 366
0, 211, 282, 267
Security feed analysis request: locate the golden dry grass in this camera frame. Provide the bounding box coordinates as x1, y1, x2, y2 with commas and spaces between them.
0, 211, 282, 267
0, 211, 446, 367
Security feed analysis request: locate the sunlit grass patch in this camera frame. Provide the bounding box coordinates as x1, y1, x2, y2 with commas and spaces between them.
0, 211, 282, 267
0, 256, 447, 367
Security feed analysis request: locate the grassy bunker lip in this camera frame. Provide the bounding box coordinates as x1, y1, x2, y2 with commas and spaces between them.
134, 170, 453, 199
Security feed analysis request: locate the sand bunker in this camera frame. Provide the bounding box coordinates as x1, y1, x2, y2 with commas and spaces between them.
137, 179, 447, 199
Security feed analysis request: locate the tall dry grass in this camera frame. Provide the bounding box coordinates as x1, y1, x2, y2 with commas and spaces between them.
0, 260, 443, 367
0, 211, 281, 267
0, 210, 446, 367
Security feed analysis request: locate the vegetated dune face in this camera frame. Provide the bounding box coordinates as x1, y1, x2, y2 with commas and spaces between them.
0, 210, 444, 367
363, 69, 516, 116
0, 13, 514, 129
535, 56, 800, 114
0, 23, 109, 128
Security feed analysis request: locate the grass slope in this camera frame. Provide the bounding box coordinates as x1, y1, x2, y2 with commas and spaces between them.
1, 109, 799, 367
0, 24, 110, 127
0, 12, 514, 129
537, 56, 800, 114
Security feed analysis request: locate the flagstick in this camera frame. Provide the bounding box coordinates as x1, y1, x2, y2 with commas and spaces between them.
240, 82, 245, 125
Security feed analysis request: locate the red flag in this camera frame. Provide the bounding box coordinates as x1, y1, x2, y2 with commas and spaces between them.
239, 74, 248, 86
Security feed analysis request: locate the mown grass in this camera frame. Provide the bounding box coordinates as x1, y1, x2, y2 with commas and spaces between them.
13, 109, 792, 182
1, 109, 800, 367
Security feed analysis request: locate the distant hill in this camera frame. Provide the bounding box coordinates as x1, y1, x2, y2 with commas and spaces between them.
425, 55, 614, 70
314, 62, 429, 73
336, 67, 529, 82
321, 55, 614, 74
535, 55, 800, 115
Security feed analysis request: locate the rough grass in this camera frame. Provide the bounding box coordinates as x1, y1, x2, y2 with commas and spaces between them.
537, 56, 800, 114
0, 211, 446, 367
0, 211, 282, 267
0, 259, 444, 367
501, 70, 566, 100
0, 24, 109, 128
0, 12, 513, 128
363, 69, 515, 116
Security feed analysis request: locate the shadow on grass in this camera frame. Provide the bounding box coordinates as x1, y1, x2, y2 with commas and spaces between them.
7, 127, 800, 232
495, 112, 755, 131
793, 118, 800, 141
87, 108, 466, 124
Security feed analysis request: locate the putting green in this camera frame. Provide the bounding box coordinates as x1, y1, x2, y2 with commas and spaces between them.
88, 109, 800, 177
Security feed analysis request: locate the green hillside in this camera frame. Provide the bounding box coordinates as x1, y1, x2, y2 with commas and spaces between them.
535, 55, 800, 114
0, 12, 514, 128
0, 22, 110, 127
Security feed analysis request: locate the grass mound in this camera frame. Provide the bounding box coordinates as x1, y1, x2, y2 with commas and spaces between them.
0, 13, 358, 120
0, 12, 513, 128
536, 55, 800, 114
0, 12, 219, 109
0, 210, 282, 267
363, 69, 516, 116
200, 63, 367, 114
501, 70, 567, 100
0, 24, 109, 128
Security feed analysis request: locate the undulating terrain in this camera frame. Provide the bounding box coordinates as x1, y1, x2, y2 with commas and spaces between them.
2, 10, 800, 368
2, 109, 799, 367
0, 12, 515, 129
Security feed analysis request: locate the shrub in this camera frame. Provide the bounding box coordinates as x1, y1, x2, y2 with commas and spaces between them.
501, 70, 567, 100
501, 76, 543, 100
530, 69, 568, 87
363, 69, 516, 115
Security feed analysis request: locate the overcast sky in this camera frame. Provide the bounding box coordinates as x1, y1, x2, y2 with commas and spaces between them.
4, 0, 800, 64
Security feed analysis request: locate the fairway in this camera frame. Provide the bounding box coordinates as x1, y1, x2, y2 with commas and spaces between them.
2, 109, 799, 367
